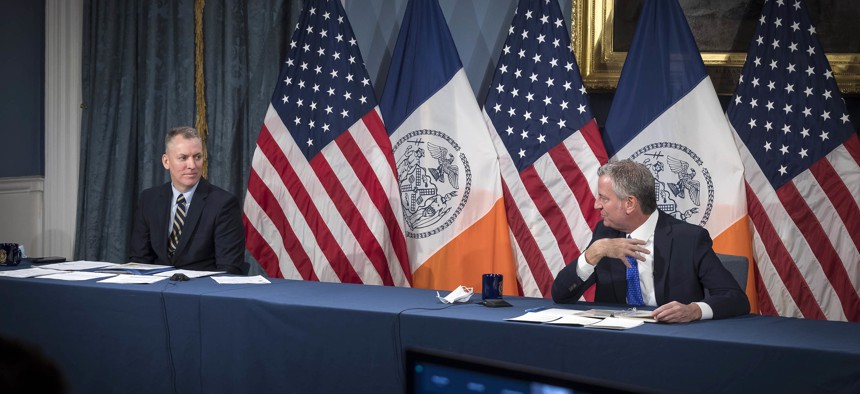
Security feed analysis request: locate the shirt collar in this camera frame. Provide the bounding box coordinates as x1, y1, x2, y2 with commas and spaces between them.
629, 210, 659, 241
171, 181, 199, 205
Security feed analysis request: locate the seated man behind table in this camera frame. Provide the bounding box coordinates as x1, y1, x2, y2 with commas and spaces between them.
552, 159, 749, 323
128, 126, 244, 275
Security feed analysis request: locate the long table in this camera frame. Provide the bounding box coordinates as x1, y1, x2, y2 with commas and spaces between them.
1, 267, 858, 393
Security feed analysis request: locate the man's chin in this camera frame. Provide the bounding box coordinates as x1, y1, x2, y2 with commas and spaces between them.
173, 177, 200, 190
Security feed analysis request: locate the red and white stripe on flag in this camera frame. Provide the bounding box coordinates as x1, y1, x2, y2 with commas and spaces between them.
735, 132, 860, 321
245, 107, 410, 286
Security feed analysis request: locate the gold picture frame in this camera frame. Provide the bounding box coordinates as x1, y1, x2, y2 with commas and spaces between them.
571, 0, 860, 95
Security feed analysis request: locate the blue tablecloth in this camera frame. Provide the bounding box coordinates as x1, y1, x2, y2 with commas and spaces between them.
1, 266, 858, 393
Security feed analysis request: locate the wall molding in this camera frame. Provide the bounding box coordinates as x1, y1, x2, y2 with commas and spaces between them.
0, 176, 45, 195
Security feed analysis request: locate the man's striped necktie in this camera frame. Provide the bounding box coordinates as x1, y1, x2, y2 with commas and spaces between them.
168, 194, 186, 256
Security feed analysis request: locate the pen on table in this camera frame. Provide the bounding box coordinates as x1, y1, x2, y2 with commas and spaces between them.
524, 307, 546, 313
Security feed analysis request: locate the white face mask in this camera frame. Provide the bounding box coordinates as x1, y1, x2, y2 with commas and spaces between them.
436, 285, 474, 304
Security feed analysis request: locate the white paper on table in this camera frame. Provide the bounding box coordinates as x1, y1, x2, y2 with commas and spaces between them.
154, 269, 223, 278
545, 315, 603, 326
39, 271, 117, 281
534, 308, 586, 317
39, 261, 118, 271
211, 275, 270, 284
505, 312, 563, 323
579, 308, 657, 323
98, 274, 168, 284
585, 317, 644, 330
0, 267, 64, 278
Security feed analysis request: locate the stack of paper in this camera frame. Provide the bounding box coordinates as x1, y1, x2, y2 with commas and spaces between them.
0, 267, 65, 278
579, 309, 657, 323
96, 263, 175, 275
505, 308, 652, 330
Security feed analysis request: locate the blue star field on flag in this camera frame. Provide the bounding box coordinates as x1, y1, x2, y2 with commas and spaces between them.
484, 0, 593, 172
728, 0, 855, 190
272, 0, 378, 161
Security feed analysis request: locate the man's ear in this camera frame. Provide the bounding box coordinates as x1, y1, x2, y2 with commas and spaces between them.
625, 196, 638, 214
162, 154, 170, 170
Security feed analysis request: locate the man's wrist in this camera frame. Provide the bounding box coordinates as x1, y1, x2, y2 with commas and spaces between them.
694, 302, 713, 320
583, 241, 600, 265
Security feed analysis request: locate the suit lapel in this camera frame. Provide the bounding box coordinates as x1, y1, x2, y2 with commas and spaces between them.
173, 179, 209, 258
652, 211, 673, 304
155, 183, 173, 257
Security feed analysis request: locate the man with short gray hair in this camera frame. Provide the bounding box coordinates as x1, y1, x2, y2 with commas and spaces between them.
552, 159, 749, 322
128, 127, 244, 274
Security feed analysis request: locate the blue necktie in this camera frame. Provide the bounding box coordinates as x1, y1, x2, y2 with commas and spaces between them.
626, 235, 644, 306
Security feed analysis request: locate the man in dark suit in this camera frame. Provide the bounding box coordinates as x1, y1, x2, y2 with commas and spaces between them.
552, 160, 749, 323
128, 126, 244, 274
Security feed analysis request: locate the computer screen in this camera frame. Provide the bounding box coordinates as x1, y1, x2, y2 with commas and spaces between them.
405, 348, 647, 394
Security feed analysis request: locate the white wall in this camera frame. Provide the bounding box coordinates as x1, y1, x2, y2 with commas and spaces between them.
0, 177, 44, 256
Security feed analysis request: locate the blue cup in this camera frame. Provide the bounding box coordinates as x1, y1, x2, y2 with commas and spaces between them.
482, 274, 503, 300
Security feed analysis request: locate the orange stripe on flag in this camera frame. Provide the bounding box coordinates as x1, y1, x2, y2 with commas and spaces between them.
412, 199, 517, 295
712, 215, 758, 314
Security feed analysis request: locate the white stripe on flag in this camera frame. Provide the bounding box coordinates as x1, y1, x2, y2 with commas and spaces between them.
249, 147, 340, 282
793, 169, 860, 286
252, 122, 342, 282
344, 112, 409, 286
489, 124, 564, 296
750, 228, 802, 317
318, 131, 387, 285
243, 190, 301, 279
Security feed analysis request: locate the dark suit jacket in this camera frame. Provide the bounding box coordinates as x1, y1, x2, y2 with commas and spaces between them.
128, 179, 244, 274
551, 210, 749, 319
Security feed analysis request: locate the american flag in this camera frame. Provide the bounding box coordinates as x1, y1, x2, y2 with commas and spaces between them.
483, 0, 608, 298
243, 0, 410, 286
727, 0, 860, 321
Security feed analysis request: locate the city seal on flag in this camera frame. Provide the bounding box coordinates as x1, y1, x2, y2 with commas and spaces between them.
629, 142, 714, 227
393, 129, 471, 239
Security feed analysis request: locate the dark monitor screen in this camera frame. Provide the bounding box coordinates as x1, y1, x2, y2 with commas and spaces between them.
405, 348, 648, 394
